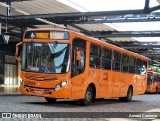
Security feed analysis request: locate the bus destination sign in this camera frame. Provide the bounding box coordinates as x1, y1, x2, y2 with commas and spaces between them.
24, 31, 69, 40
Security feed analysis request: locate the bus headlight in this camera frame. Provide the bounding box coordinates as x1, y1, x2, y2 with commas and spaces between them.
61, 81, 68, 86
55, 81, 68, 91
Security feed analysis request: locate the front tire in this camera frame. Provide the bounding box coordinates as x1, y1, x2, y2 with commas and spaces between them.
119, 86, 133, 102
45, 97, 57, 103
80, 86, 93, 106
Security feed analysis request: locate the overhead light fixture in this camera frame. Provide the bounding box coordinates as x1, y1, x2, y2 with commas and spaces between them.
0, 34, 10, 44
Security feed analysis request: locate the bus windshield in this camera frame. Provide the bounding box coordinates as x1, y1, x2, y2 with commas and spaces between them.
21, 43, 70, 74
147, 73, 153, 85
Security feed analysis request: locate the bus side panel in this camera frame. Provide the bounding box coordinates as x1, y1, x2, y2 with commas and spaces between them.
70, 73, 86, 99
147, 82, 159, 93
146, 84, 153, 93
153, 83, 157, 92
111, 72, 129, 98
87, 68, 101, 98
129, 74, 137, 95
99, 70, 112, 98
133, 75, 147, 95
119, 73, 131, 97
112, 71, 121, 97
152, 82, 158, 93
111, 73, 147, 98
70, 67, 101, 99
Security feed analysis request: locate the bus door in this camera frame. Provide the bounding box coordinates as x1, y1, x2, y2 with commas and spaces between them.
70, 39, 86, 99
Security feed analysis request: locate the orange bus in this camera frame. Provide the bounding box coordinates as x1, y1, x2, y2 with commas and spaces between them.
146, 71, 160, 93
15, 28, 150, 106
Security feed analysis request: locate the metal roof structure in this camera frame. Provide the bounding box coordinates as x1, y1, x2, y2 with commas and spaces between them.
0, 0, 137, 42
0, 0, 160, 61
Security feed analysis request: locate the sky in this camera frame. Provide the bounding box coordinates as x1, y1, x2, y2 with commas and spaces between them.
57, 0, 160, 42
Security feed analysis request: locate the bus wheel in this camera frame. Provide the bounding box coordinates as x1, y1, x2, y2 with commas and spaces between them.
79, 86, 93, 106
45, 97, 57, 103
119, 87, 133, 102
155, 87, 159, 94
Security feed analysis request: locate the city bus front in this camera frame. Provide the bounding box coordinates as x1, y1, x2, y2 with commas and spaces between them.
16, 29, 72, 100
146, 72, 155, 93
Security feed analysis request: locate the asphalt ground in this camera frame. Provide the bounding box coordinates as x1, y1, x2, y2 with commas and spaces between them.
0, 94, 160, 120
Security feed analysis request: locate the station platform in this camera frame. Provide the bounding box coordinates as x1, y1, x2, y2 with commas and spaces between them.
0, 85, 21, 95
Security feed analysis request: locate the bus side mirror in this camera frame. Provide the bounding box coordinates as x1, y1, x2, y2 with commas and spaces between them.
15, 42, 23, 62
76, 50, 81, 61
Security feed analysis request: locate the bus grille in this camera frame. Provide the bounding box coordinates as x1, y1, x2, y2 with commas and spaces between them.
23, 73, 57, 81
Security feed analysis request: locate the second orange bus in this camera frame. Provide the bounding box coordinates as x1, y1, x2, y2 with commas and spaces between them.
146, 71, 160, 94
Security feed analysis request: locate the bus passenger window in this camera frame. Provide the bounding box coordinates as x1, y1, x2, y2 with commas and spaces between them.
112, 62, 120, 71
112, 51, 121, 71
147, 74, 152, 85
90, 57, 100, 68
89, 43, 101, 68
121, 54, 129, 72
129, 56, 136, 73
136, 60, 147, 75
140, 61, 147, 75
140, 65, 146, 75
102, 47, 112, 70
135, 59, 142, 74
154, 75, 157, 83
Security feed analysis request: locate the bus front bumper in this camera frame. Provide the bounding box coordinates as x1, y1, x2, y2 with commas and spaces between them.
19, 84, 71, 99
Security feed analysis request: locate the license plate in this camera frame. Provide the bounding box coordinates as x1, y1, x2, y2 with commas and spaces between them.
35, 90, 43, 94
